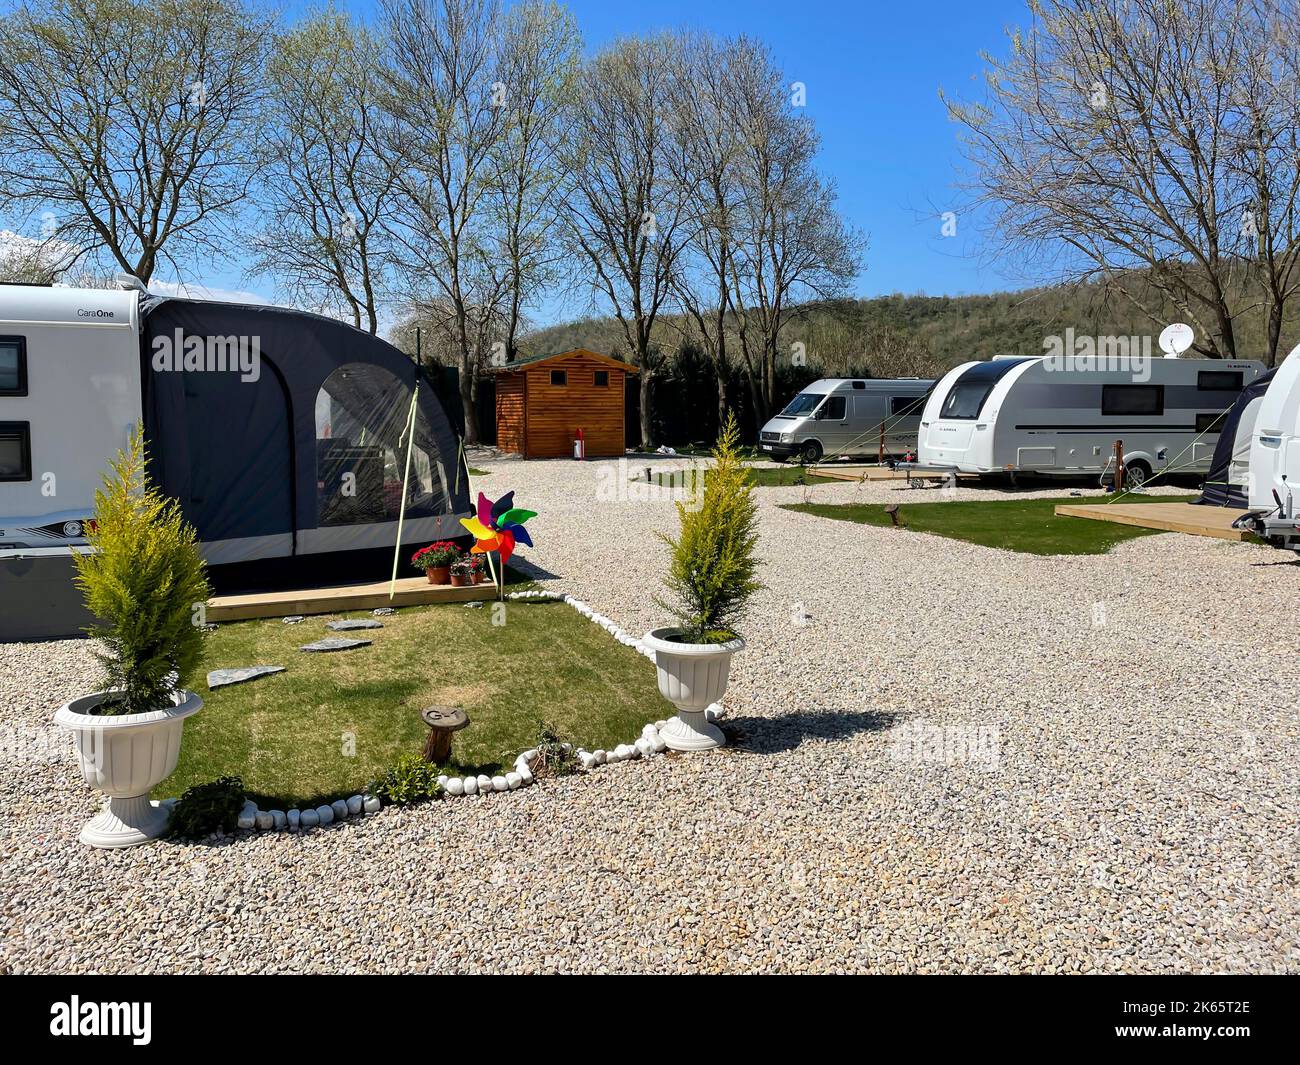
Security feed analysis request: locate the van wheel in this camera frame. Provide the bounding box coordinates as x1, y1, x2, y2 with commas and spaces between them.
1124, 460, 1152, 489
800, 441, 823, 464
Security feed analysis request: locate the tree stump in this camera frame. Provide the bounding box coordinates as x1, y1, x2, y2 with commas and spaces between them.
421, 705, 469, 764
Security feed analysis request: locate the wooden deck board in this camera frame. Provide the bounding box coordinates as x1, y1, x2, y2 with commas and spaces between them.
208, 576, 491, 622
813, 465, 968, 483
1054, 501, 1250, 541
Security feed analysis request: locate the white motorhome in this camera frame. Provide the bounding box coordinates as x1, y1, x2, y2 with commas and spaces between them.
917, 355, 1265, 485
758, 378, 934, 463
1240, 342, 1300, 550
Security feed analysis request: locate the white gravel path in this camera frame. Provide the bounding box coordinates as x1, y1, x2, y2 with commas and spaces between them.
1, 455, 1296, 974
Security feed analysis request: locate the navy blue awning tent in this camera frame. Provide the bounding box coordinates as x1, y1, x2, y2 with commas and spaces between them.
139, 296, 470, 567
1196, 368, 1276, 508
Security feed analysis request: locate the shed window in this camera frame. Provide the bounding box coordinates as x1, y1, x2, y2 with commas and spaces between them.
0, 337, 26, 396
1198, 370, 1243, 391
594, 370, 609, 387
550, 369, 567, 386
1101, 385, 1164, 416
0, 422, 31, 481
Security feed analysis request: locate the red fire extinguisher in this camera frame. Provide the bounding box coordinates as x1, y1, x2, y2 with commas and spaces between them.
574, 427, 586, 460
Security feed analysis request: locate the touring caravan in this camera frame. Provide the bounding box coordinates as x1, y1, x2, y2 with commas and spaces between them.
917, 355, 1264, 485
1234, 342, 1300, 550
757, 378, 934, 463
0, 281, 471, 640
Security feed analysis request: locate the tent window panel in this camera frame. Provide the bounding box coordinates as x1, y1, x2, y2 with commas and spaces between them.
0, 422, 31, 481
1101, 385, 1164, 416
1198, 371, 1243, 391
0, 337, 27, 396
316, 364, 443, 527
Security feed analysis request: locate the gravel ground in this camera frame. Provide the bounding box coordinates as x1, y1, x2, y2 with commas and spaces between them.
2, 455, 1297, 974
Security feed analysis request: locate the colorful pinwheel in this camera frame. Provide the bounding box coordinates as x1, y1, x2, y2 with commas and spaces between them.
459, 491, 536, 573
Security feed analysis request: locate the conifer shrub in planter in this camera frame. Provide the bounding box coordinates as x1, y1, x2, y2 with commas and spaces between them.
645, 415, 762, 751
53, 427, 212, 848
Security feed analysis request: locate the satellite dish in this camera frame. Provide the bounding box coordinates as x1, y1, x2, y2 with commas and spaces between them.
1159, 322, 1195, 358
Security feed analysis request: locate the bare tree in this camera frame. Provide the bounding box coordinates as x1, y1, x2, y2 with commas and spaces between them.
251, 9, 396, 333
946, 0, 1300, 364
558, 33, 691, 449
665, 32, 750, 429
724, 42, 864, 420
0, 0, 271, 283
381, 0, 507, 443
488, 0, 581, 363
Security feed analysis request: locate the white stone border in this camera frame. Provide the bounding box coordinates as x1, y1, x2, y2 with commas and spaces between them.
228, 587, 671, 833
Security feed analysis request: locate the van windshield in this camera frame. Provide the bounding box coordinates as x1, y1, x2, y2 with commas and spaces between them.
776, 392, 823, 418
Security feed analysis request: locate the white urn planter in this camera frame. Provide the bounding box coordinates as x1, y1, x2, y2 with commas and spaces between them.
54, 689, 203, 848
642, 627, 744, 751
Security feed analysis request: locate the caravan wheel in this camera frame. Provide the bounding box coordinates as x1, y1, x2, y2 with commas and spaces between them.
1124, 460, 1152, 489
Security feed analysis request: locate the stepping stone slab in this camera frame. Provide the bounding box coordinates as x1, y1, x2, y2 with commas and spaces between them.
327, 619, 384, 631
207, 665, 286, 690
300, 637, 372, 653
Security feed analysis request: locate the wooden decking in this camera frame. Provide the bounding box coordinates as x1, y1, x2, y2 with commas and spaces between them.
813, 465, 967, 483
207, 576, 490, 622
1053, 501, 1251, 541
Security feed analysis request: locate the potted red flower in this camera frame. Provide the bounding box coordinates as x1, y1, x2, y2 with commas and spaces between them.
449, 556, 476, 587
412, 541, 459, 585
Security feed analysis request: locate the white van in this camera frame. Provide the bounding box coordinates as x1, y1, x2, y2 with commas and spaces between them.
757, 378, 934, 463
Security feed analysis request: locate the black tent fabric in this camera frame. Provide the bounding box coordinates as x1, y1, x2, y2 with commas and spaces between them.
1196, 368, 1275, 507
138, 296, 471, 566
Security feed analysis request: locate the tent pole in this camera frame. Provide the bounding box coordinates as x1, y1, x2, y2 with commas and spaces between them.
390, 379, 421, 600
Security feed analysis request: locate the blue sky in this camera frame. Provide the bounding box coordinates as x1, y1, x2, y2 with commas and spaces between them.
38, 0, 1042, 322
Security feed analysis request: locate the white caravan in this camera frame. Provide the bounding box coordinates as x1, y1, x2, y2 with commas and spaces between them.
1241, 342, 1300, 550
0, 285, 142, 548
758, 378, 934, 463
917, 355, 1265, 485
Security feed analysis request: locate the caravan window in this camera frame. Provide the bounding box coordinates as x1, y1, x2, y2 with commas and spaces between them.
1198, 371, 1243, 391
0, 422, 31, 481
1102, 385, 1164, 416
316, 365, 439, 527
940, 381, 993, 419
1196, 412, 1227, 434
0, 337, 26, 396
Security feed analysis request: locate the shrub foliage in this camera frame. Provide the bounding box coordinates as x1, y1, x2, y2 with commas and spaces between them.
657, 414, 762, 643
74, 425, 211, 715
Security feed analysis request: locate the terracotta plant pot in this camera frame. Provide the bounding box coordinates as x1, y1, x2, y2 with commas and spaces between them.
426, 565, 451, 585
472, 570, 485, 585
450, 573, 469, 587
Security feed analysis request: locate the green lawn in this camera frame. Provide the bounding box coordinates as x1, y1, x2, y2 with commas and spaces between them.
160, 599, 674, 808
651, 465, 841, 488
782, 495, 1199, 556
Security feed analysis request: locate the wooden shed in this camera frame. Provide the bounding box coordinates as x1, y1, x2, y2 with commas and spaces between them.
493, 349, 636, 459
